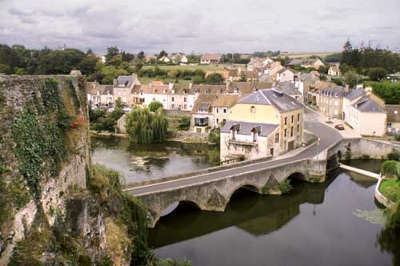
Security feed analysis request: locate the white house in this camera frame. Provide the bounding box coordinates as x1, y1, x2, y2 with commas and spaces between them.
276, 69, 295, 82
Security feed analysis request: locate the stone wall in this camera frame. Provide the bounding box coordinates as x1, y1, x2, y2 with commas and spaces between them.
327, 138, 394, 160
0, 75, 135, 265
136, 158, 326, 227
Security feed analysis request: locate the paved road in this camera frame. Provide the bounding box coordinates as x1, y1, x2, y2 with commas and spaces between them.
126, 111, 343, 196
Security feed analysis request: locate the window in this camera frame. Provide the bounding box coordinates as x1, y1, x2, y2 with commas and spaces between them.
171, 104, 175, 109
291, 115, 294, 123
216, 108, 219, 113
184, 97, 187, 102
275, 133, 279, 143
297, 113, 300, 121
290, 127, 293, 137
284, 129, 287, 137
172, 97, 175, 102
297, 124, 299, 132
284, 117, 287, 125
216, 118, 219, 124
223, 108, 227, 113
251, 106, 256, 113
184, 104, 187, 109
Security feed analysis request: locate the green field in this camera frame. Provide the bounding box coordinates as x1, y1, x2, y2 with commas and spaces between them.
142, 64, 246, 72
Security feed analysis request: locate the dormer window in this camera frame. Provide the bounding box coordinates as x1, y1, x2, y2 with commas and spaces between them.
251, 106, 256, 113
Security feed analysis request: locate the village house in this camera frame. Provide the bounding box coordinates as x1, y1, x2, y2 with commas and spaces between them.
158, 56, 171, 63
113, 74, 141, 106
317, 86, 346, 119
267, 61, 284, 79
385, 105, 400, 134
277, 81, 303, 103
344, 94, 386, 136
302, 58, 325, 70
328, 64, 341, 76
276, 68, 295, 82
87, 81, 114, 108
212, 95, 240, 127
200, 54, 222, 64
308, 81, 336, 105
191, 94, 218, 133
343, 88, 366, 122
220, 89, 304, 161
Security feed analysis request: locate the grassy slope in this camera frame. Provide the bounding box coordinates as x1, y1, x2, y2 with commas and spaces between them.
380, 179, 400, 202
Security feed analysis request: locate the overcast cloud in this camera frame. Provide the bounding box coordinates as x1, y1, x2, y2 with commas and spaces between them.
0, 0, 399, 54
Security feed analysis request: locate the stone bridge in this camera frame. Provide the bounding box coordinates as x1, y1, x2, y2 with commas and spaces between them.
124, 121, 396, 228
129, 158, 327, 227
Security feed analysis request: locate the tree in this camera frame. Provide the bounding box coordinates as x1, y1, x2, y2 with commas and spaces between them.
125, 107, 168, 144
381, 160, 400, 179
78, 54, 98, 75
344, 71, 359, 88
137, 51, 145, 60
105, 47, 119, 64
148, 101, 163, 112
205, 73, 224, 84
157, 50, 168, 59
368, 67, 388, 81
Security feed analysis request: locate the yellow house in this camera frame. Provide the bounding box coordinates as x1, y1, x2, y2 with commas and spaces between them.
220, 89, 304, 162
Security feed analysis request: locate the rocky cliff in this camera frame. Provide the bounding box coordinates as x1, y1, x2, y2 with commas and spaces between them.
0, 75, 142, 265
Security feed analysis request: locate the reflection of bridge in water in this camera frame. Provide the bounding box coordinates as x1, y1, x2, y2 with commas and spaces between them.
149, 175, 338, 248
124, 121, 395, 227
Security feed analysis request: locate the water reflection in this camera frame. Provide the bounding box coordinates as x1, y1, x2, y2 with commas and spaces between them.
91, 136, 215, 184
150, 167, 393, 266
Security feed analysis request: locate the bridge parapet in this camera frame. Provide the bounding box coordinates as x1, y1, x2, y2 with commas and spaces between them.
136, 158, 327, 227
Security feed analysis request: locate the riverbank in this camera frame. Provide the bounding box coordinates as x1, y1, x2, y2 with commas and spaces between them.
376, 178, 400, 207
90, 130, 211, 144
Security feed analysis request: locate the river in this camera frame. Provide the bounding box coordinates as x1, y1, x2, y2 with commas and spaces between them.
150, 160, 395, 266
91, 135, 217, 184
91, 137, 396, 265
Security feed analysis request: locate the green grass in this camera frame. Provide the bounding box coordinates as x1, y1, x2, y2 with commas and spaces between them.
380, 179, 400, 202
138, 77, 192, 85
142, 64, 245, 72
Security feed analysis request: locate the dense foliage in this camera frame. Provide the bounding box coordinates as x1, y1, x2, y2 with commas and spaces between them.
339, 41, 400, 80
381, 160, 400, 179
138, 66, 206, 82
125, 107, 168, 144
365, 81, 400, 104
0, 44, 135, 85
12, 78, 70, 200
148, 101, 163, 112
89, 106, 124, 132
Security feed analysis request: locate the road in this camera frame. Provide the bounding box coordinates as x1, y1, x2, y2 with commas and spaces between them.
126, 110, 343, 196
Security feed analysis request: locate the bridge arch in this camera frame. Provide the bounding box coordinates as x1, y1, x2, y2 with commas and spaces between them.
226, 184, 260, 205
160, 200, 201, 217
286, 172, 307, 182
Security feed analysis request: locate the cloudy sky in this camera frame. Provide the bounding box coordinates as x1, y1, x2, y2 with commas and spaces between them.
0, 0, 399, 54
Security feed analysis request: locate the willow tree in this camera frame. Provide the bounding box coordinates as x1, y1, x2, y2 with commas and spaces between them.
125, 107, 168, 144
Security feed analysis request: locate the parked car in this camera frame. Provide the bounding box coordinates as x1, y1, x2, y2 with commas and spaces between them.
335, 124, 345, 130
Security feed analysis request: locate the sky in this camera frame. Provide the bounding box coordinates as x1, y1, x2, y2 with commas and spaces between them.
0, 0, 399, 54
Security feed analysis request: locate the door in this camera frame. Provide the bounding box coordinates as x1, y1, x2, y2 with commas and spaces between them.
288, 141, 295, 151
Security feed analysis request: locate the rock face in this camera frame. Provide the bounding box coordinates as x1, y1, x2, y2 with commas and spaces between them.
0, 75, 133, 265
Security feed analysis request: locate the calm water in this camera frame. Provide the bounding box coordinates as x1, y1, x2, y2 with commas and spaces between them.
91, 136, 215, 184
149, 160, 397, 266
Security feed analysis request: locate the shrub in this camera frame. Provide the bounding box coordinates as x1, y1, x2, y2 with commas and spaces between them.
381, 160, 400, 179
178, 116, 191, 130
279, 180, 293, 194
208, 128, 220, 144
148, 101, 163, 112
388, 152, 400, 161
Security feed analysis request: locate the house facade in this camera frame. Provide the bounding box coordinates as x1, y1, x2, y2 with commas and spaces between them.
113, 74, 141, 106
386, 105, 400, 134
317, 86, 346, 119
200, 54, 222, 64
345, 96, 386, 136
276, 69, 295, 82
220, 89, 304, 161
